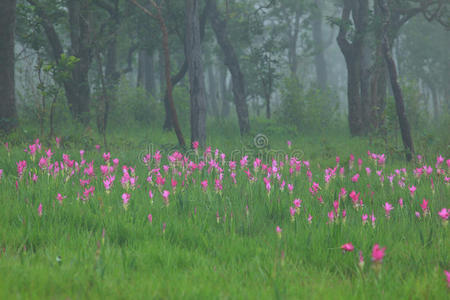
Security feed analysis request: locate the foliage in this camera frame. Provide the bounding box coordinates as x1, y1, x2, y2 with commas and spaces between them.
277, 77, 340, 133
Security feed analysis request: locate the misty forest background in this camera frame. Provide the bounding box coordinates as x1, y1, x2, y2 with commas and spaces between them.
1, 0, 449, 158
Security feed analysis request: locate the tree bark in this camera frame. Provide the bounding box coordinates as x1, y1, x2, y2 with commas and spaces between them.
379, 0, 414, 161
67, 0, 91, 125
207, 64, 219, 117
0, 0, 18, 132
207, 0, 250, 135
185, 0, 207, 147
312, 0, 327, 89
336, 0, 369, 136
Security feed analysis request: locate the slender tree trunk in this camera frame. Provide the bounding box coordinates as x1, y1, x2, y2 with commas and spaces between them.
186, 0, 207, 147
219, 66, 230, 118
207, 0, 249, 135
207, 64, 219, 117
312, 0, 327, 89
288, 8, 301, 76
379, 0, 414, 161
0, 0, 18, 132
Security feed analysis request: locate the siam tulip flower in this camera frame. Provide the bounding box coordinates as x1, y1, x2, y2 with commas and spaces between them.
415, 211, 421, 219
287, 183, 294, 193
293, 199, 302, 208
31, 173, 38, 183
358, 251, 364, 270
38, 203, 43, 217
148, 214, 152, 223
55, 137, 61, 148
370, 212, 376, 228
342, 210, 347, 223
371, 244, 386, 263
201, 180, 208, 191
103, 175, 115, 192
307, 214, 313, 224
287, 140, 292, 149
280, 180, 286, 191
80, 150, 85, 159
349, 154, 355, 169
409, 185, 416, 197
112, 158, 119, 166
192, 141, 199, 150
56, 193, 66, 204
445, 270, 450, 288
103, 152, 110, 162
352, 173, 360, 183
317, 195, 324, 204
216, 210, 220, 223
95, 144, 101, 151
215, 179, 223, 193
122, 193, 130, 209
341, 243, 354, 252
358, 158, 363, 170
162, 190, 170, 206
276, 226, 282, 238
365, 167, 371, 176
289, 207, 296, 221
362, 214, 368, 225
438, 208, 448, 220
327, 211, 335, 224
339, 188, 347, 200
383, 202, 394, 218
0, 169, 3, 182
420, 198, 429, 216
162, 223, 166, 234
399, 198, 404, 208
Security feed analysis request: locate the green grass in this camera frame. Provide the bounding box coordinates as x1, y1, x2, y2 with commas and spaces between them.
0, 121, 448, 299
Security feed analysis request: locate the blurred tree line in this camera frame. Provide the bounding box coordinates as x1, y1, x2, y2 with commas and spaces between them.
0, 0, 448, 158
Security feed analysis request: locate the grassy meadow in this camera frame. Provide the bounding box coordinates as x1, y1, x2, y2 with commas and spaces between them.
0, 121, 448, 299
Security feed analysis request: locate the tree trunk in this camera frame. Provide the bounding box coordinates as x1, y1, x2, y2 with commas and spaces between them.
379, 0, 414, 161
312, 0, 327, 89
336, 0, 369, 136
67, 0, 91, 125
207, 64, 219, 117
0, 0, 18, 132
207, 0, 249, 135
186, 0, 207, 147
219, 66, 230, 118
288, 8, 301, 76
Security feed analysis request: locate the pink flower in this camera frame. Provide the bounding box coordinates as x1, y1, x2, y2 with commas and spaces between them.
307, 214, 313, 224
445, 270, 450, 288
201, 180, 208, 191
358, 251, 364, 269
162, 190, 170, 206
122, 193, 130, 207
327, 211, 335, 223
38, 203, 43, 217
362, 214, 368, 225
420, 198, 429, 215
438, 208, 448, 220
289, 207, 295, 218
352, 173, 360, 182
383, 202, 394, 217
192, 141, 199, 150
56, 193, 66, 204
370, 212, 376, 227
371, 244, 386, 263
276, 226, 282, 238
415, 211, 421, 218
148, 214, 153, 223
0, 169, 3, 181
399, 198, 403, 208
103, 152, 110, 162
341, 243, 354, 252
293, 199, 301, 208
409, 185, 416, 197
149, 189, 154, 199
95, 144, 101, 151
